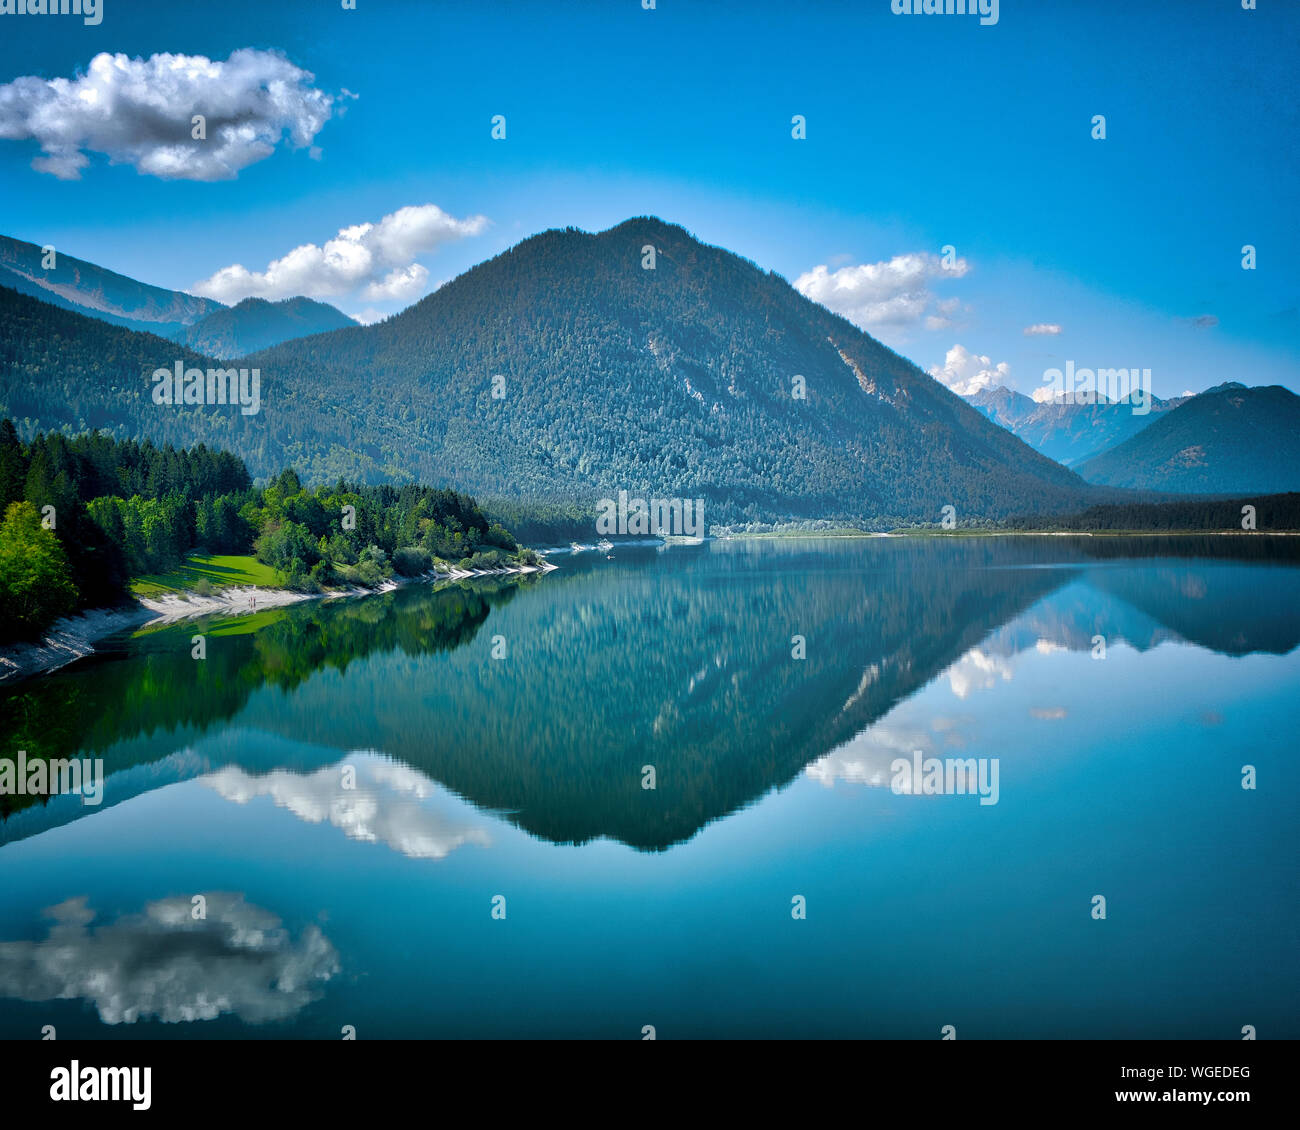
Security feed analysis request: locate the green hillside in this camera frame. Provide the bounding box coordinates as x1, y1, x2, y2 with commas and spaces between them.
1077, 382, 1300, 494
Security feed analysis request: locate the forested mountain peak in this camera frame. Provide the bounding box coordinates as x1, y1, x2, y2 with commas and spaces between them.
3, 219, 1095, 524
180, 295, 355, 358
239, 216, 1089, 523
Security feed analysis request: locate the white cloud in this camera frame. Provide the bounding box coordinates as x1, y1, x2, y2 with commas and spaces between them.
1023, 323, 1062, 336
193, 204, 488, 303
0, 49, 342, 181
927, 344, 1011, 397
349, 308, 393, 326
794, 251, 969, 331
362, 263, 430, 302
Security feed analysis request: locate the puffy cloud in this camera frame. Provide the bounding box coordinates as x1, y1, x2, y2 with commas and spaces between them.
0, 49, 342, 181
193, 204, 487, 303
0, 894, 338, 1025
1023, 323, 1062, 336
927, 343, 1011, 397
794, 251, 969, 330
362, 263, 430, 302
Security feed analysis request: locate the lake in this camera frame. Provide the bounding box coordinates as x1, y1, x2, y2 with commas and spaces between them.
1, 535, 1296, 1039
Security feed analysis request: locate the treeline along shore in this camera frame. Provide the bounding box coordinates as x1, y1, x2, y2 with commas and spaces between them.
0, 420, 543, 650
3, 417, 1297, 672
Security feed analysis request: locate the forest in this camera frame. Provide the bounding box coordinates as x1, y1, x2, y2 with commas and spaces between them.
0, 421, 534, 644
1006, 493, 1300, 532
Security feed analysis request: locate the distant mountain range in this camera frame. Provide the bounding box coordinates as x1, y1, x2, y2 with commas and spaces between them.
1076, 382, 1300, 495
967, 385, 1186, 466
969, 381, 1300, 495
0, 235, 352, 357
1, 219, 1297, 517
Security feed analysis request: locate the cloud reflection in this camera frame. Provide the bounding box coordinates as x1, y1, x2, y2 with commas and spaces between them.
806, 722, 937, 788
946, 647, 1015, 699
0, 894, 338, 1025
201, 753, 492, 860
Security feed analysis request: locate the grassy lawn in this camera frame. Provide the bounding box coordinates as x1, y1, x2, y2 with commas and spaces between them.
130, 553, 280, 598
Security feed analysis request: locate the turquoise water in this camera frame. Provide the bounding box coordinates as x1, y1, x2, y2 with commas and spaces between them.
0, 536, 1296, 1038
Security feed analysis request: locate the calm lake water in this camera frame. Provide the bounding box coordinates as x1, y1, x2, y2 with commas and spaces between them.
1, 536, 1296, 1039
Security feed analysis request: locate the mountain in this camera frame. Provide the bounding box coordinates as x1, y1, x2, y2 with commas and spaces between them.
0, 234, 221, 336
180, 297, 355, 358
1076, 382, 1300, 494
0, 218, 1097, 524
967, 385, 1185, 466
967, 385, 1037, 430
0, 286, 233, 444
0, 235, 353, 356
244, 218, 1094, 522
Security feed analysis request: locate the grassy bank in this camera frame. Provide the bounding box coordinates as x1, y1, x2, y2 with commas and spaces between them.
130, 553, 280, 598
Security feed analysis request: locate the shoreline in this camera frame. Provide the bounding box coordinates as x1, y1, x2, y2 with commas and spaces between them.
4, 528, 1292, 682
0, 560, 557, 685
726, 529, 1300, 539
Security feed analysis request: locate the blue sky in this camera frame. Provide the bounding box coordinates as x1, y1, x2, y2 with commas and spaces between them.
0, 0, 1295, 399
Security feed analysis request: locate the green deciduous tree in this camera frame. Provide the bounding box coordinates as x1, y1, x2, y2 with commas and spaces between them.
0, 500, 79, 643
